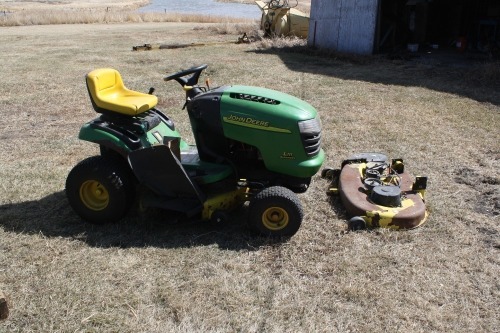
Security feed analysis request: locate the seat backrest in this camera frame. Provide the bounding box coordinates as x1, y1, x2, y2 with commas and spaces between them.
86, 68, 124, 114
86, 68, 158, 116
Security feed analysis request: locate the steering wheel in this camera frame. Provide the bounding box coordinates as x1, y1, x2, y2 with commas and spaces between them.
164, 64, 208, 87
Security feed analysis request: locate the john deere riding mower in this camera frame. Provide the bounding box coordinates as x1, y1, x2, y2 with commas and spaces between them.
66, 64, 324, 236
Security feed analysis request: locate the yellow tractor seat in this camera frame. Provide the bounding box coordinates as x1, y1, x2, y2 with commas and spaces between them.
86, 68, 158, 116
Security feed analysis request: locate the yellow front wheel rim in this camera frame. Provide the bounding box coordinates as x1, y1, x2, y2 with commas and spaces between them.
79, 180, 109, 211
262, 207, 289, 231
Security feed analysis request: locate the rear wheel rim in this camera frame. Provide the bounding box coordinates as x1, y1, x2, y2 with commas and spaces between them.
79, 180, 109, 211
262, 207, 289, 231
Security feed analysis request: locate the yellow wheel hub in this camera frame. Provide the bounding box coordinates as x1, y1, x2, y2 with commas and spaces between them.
262, 207, 289, 231
79, 180, 109, 211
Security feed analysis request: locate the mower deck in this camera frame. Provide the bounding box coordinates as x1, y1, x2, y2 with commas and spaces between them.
323, 153, 428, 230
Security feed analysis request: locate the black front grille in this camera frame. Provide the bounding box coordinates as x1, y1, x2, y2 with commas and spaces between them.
298, 118, 322, 157
302, 132, 321, 156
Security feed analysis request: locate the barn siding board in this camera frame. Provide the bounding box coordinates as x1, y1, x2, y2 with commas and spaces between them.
309, 0, 380, 54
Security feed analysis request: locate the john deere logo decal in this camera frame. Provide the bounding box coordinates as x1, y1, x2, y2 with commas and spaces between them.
226, 114, 269, 127
223, 115, 291, 133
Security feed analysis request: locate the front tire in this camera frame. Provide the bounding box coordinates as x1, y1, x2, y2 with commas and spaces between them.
348, 216, 366, 231
248, 186, 303, 237
66, 156, 135, 224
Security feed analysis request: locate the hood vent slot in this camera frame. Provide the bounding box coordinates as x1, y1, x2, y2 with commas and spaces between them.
230, 93, 280, 105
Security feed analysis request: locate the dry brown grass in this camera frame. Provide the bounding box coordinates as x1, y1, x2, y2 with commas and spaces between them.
0, 0, 149, 11
0, 0, 310, 27
216, 0, 312, 14
0, 22, 499, 333
200, 22, 260, 36
0, 9, 255, 26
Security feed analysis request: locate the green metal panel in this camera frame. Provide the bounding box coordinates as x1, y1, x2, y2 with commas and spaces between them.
78, 118, 183, 151
144, 121, 183, 147
183, 157, 233, 184
78, 124, 132, 152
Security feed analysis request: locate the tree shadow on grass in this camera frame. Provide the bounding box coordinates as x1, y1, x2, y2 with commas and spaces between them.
0, 191, 280, 251
248, 46, 500, 106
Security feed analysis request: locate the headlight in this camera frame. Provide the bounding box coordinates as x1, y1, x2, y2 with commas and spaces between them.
298, 118, 321, 134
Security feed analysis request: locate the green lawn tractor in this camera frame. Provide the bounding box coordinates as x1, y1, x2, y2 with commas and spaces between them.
66, 64, 324, 236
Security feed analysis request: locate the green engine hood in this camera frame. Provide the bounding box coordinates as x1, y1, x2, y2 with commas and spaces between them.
221, 85, 317, 124
220, 85, 323, 178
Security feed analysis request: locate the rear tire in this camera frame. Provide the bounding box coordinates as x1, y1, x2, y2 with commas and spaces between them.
248, 186, 303, 237
66, 156, 135, 224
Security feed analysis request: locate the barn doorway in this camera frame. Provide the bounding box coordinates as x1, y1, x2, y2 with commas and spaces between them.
375, 0, 500, 56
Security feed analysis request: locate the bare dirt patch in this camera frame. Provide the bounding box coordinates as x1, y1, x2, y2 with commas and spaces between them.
454, 162, 500, 217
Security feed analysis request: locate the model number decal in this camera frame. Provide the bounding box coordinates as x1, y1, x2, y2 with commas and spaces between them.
280, 152, 295, 160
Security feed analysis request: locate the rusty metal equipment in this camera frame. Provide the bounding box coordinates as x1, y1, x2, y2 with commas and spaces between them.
255, 0, 309, 38
322, 153, 428, 231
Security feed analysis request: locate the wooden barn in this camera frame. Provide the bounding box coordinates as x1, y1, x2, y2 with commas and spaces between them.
308, 0, 500, 55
